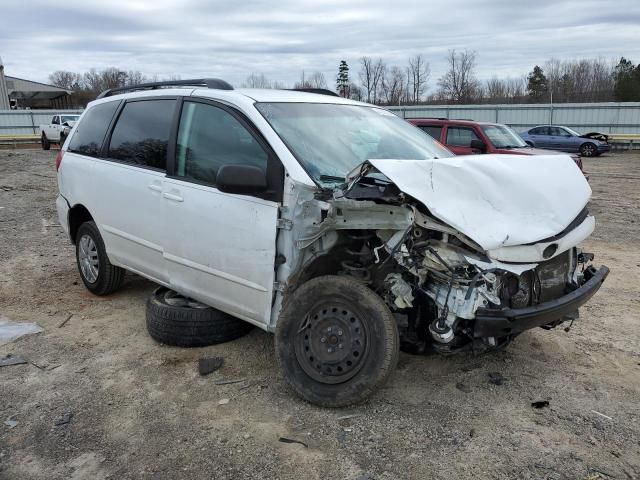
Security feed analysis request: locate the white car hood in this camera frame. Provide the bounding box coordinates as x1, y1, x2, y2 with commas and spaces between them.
367, 154, 591, 251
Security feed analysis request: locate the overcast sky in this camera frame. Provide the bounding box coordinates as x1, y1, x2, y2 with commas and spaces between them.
2, 0, 640, 92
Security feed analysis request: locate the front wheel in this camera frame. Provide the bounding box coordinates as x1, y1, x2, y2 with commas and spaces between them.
75, 221, 125, 295
275, 275, 399, 407
579, 142, 597, 157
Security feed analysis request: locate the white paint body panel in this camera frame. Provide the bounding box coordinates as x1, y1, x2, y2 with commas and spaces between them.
368, 154, 592, 251
161, 177, 279, 327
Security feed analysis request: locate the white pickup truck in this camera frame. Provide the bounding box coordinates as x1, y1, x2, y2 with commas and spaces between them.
40, 114, 80, 150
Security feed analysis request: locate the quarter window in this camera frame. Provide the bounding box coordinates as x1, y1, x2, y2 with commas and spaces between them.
68, 101, 120, 157
175, 101, 269, 186
446, 127, 480, 147
108, 100, 176, 169
419, 125, 443, 141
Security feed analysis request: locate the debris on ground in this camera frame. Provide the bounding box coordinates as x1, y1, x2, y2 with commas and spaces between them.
4, 417, 18, 429
57, 313, 73, 328
0, 354, 28, 367
531, 400, 550, 409
488, 372, 504, 385
278, 437, 308, 448
591, 410, 613, 421
214, 378, 247, 385
54, 412, 73, 426
456, 382, 472, 393
218, 398, 230, 405
0, 316, 43, 346
198, 356, 224, 376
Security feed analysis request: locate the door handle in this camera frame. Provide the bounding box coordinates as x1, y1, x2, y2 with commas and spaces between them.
163, 192, 184, 202
148, 184, 162, 192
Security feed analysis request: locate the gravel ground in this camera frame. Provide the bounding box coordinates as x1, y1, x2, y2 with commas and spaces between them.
0, 149, 639, 480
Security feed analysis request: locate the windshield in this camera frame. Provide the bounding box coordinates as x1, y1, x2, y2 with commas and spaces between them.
481, 124, 527, 149
256, 102, 453, 186
61, 115, 80, 124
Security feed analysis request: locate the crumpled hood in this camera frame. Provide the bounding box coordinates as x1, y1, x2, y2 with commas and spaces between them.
366, 154, 591, 251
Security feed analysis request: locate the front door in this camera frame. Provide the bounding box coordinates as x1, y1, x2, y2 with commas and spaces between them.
163, 99, 282, 327
445, 126, 481, 155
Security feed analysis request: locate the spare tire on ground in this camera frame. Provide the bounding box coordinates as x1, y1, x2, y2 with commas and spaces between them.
146, 287, 253, 347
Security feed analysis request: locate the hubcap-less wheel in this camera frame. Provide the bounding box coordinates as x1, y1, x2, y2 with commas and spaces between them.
294, 303, 369, 384
78, 234, 99, 283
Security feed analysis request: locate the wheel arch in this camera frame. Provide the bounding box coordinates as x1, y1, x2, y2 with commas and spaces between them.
68, 204, 94, 244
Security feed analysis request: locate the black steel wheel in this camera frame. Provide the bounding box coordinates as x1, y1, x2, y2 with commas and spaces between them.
276, 275, 399, 407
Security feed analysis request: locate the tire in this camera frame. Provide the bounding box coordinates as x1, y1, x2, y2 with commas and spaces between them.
75, 221, 125, 295
60, 132, 67, 146
41, 134, 51, 150
146, 287, 253, 347
275, 275, 399, 407
525, 141, 534, 147
579, 142, 597, 157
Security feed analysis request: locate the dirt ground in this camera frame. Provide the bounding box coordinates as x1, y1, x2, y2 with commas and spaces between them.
1, 149, 639, 480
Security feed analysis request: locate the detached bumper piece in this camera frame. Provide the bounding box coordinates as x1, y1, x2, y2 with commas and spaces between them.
473, 266, 609, 338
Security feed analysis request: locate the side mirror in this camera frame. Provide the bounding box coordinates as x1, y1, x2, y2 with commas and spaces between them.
216, 164, 267, 194
470, 139, 487, 153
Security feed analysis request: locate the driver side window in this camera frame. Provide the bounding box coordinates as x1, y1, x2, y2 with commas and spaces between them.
176, 101, 269, 187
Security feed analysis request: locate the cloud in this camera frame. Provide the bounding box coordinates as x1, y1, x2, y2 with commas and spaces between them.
1, 0, 639, 92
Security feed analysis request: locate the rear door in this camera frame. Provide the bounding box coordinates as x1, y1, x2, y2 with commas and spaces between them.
444, 126, 481, 155
162, 98, 282, 326
528, 126, 550, 147
91, 98, 178, 284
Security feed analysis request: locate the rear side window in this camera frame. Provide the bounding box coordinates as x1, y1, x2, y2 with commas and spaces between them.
68, 101, 120, 157
446, 127, 480, 147
530, 127, 548, 135
108, 100, 176, 170
418, 125, 443, 140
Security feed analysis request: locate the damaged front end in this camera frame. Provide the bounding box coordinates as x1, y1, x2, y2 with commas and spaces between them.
274, 156, 608, 355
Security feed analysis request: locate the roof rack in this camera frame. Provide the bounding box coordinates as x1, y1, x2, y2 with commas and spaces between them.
288, 88, 339, 97
96, 78, 233, 99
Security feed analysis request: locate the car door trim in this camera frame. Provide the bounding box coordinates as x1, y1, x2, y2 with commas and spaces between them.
101, 224, 163, 253
163, 252, 269, 292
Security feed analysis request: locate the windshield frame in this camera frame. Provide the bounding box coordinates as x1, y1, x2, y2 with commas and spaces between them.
480, 124, 528, 149
255, 101, 454, 188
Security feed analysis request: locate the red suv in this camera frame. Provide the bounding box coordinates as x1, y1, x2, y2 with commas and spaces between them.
408, 118, 585, 176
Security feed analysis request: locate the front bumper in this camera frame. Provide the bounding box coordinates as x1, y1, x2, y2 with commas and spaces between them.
473, 266, 609, 338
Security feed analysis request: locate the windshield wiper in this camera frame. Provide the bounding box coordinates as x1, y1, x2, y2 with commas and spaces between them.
319, 175, 346, 183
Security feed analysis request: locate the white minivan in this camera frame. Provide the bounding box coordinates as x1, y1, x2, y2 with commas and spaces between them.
56, 79, 608, 407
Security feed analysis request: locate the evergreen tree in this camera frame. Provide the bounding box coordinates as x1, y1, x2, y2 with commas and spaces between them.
527, 65, 548, 101
336, 60, 350, 97
613, 57, 640, 101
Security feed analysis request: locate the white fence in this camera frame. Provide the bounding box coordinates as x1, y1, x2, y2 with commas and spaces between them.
387, 102, 640, 134
0, 109, 83, 135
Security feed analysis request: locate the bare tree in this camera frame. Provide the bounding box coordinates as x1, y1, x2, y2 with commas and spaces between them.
381, 66, 405, 105
293, 71, 327, 89
359, 57, 386, 104
125, 70, 149, 86
408, 54, 430, 103
437, 49, 480, 103
48, 71, 81, 90
242, 73, 273, 88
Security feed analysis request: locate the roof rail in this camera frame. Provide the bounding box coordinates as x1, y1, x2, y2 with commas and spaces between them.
96, 78, 233, 99
288, 88, 339, 97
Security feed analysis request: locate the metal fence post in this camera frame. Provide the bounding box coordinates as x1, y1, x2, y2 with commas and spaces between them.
30, 111, 36, 134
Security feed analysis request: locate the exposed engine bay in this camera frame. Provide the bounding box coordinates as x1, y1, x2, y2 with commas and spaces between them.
273, 156, 609, 355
